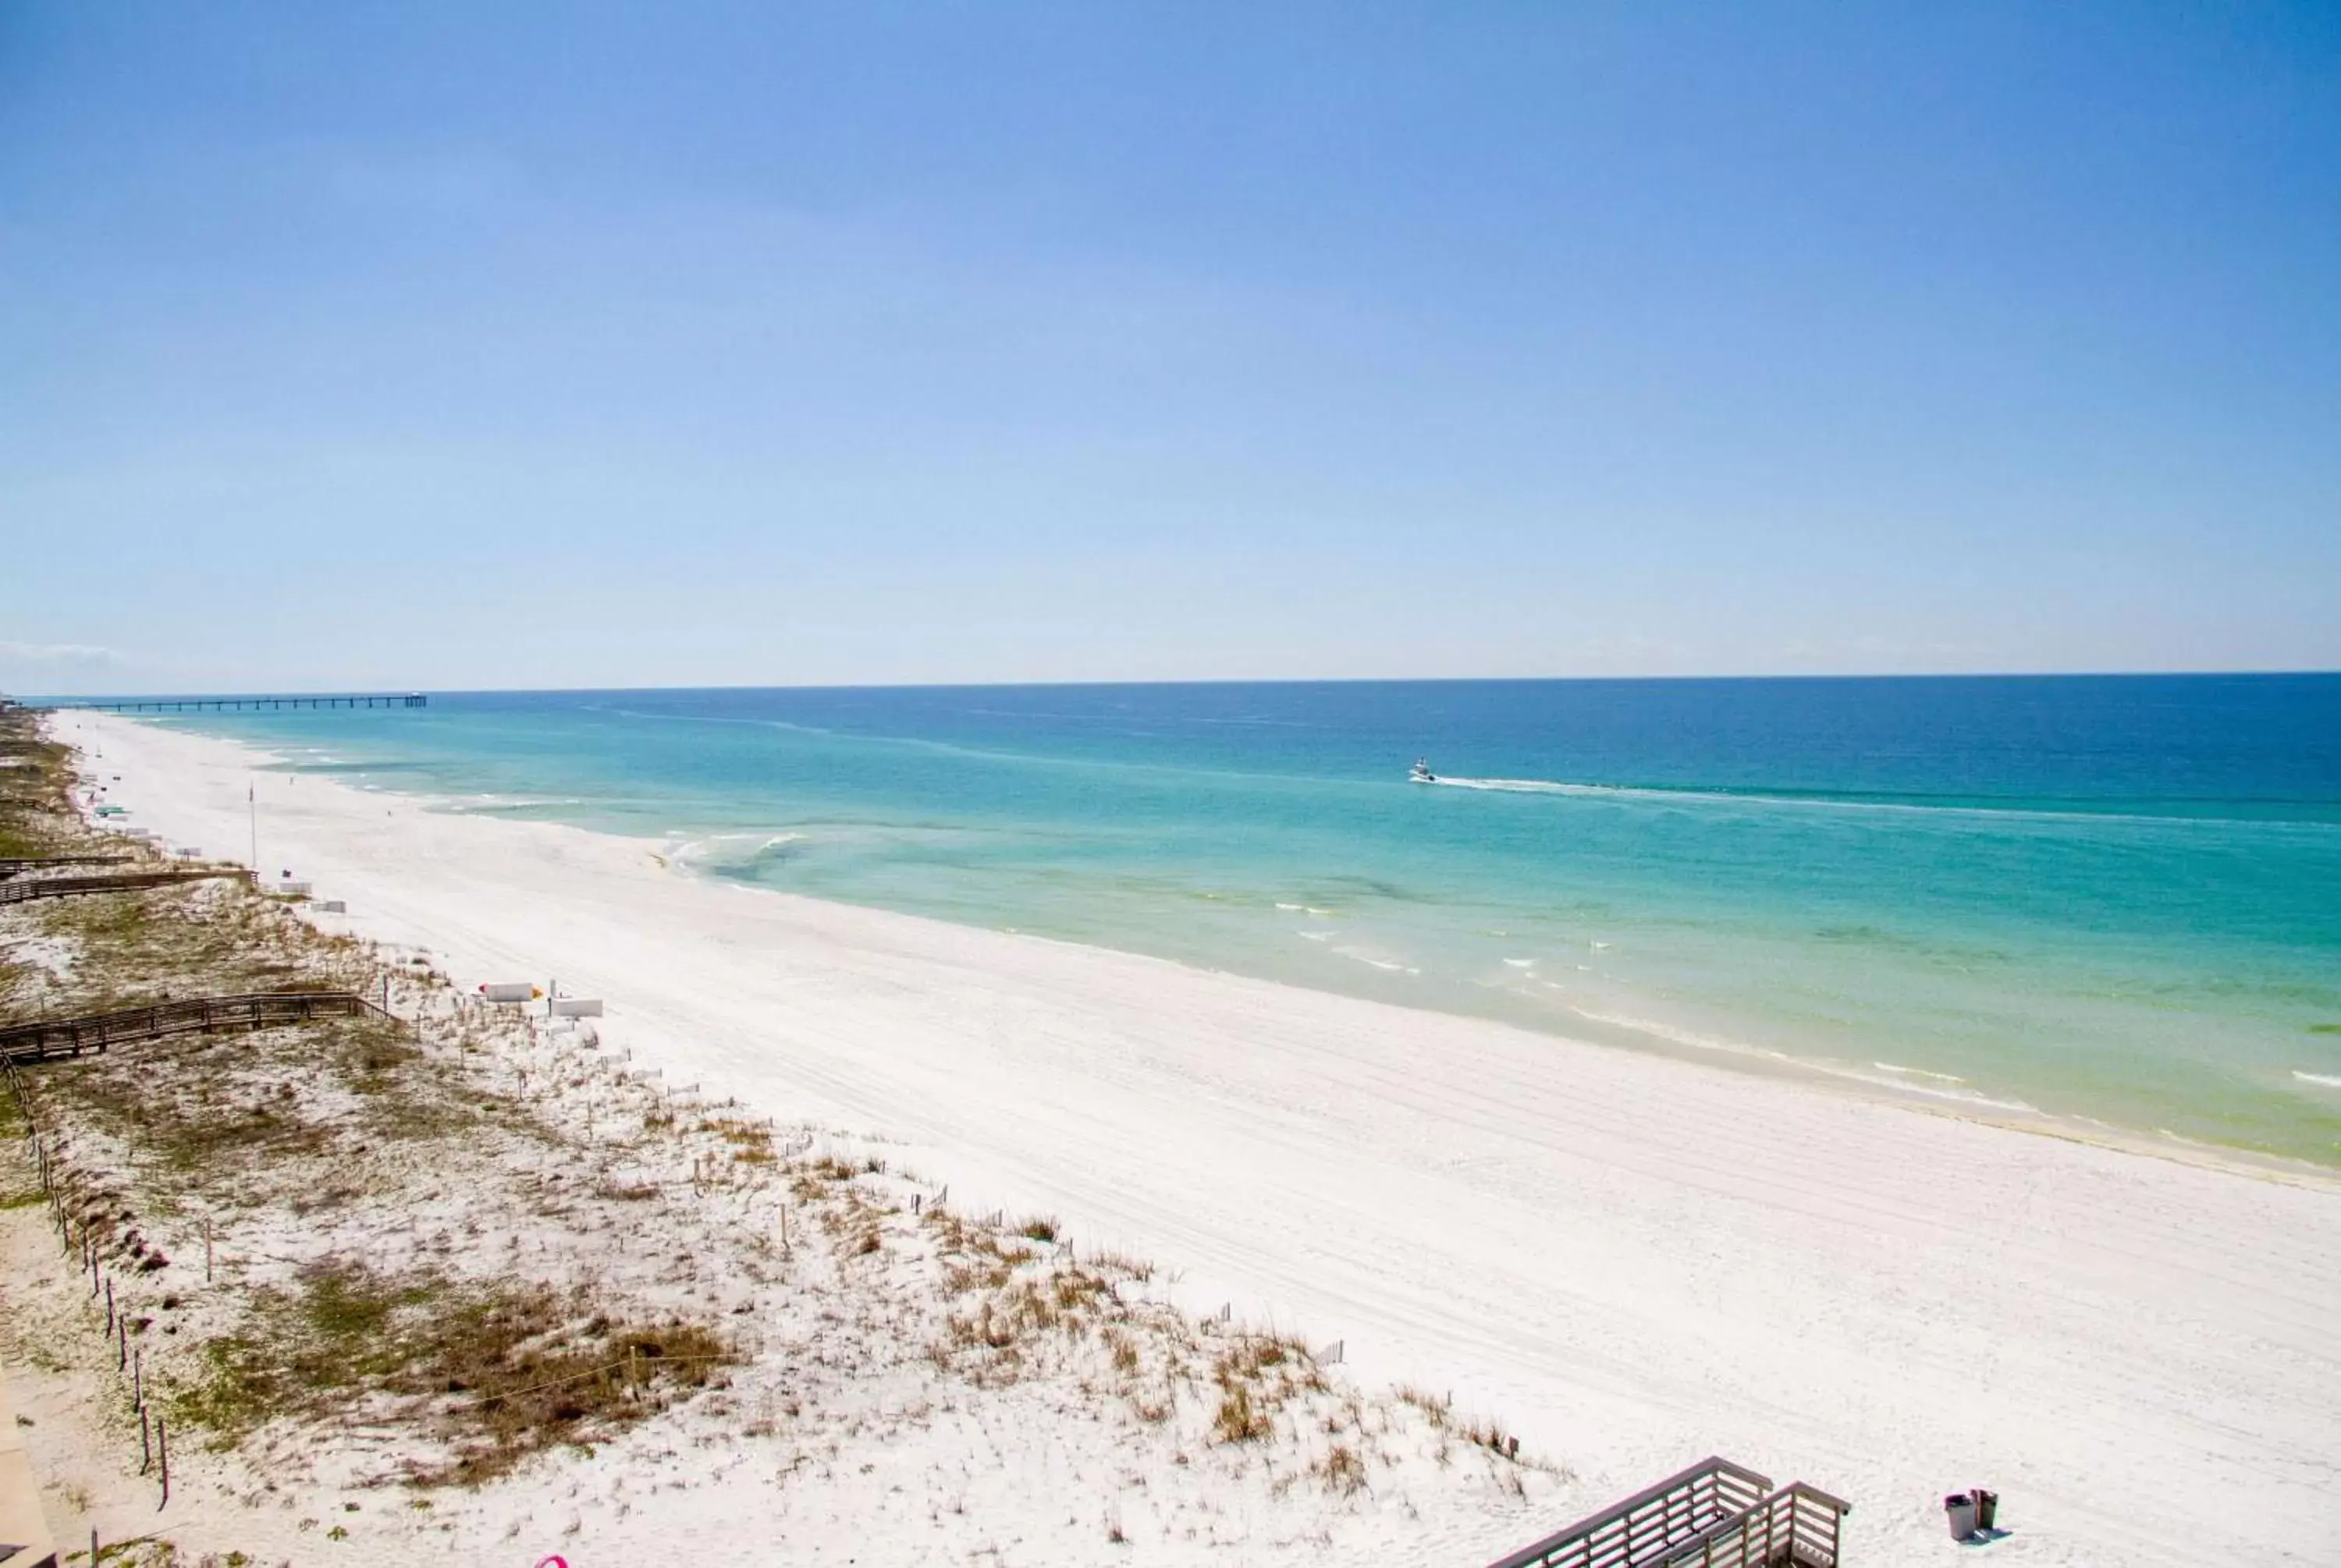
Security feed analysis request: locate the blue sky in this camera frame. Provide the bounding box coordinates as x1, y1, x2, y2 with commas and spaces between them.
3, 2, 2336, 693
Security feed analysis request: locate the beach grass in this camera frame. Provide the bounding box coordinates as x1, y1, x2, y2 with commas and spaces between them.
0, 722, 743, 1505
172, 1262, 733, 1485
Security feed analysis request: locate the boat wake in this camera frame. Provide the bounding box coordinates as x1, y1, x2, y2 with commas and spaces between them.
1419, 773, 2296, 828
1429, 775, 1604, 796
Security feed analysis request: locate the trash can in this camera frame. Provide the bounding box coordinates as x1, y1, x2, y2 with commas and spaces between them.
1974, 1490, 1998, 1531
1944, 1493, 1978, 1541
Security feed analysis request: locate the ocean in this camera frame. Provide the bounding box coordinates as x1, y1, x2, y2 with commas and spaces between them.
142, 676, 2341, 1165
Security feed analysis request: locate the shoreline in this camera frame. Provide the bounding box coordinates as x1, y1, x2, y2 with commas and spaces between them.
694, 853, 2341, 1193
120, 711, 2341, 1185
250, 740, 2341, 1189
50, 710, 2341, 1565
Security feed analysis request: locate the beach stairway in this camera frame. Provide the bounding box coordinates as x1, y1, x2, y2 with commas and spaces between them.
1487, 1456, 1851, 1568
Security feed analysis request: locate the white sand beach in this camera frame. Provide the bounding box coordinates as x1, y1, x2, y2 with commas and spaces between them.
52, 711, 2341, 1566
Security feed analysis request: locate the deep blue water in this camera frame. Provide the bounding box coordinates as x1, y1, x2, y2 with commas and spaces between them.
143, 675, 2341, 1164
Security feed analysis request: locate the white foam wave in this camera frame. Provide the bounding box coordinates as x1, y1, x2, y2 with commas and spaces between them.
1873, 1061, 1968, 1085
2292, 1070, 2341, 1089
671, 830, 805, 865
1502, 957, 1536, 969
1568, 1006, 2040, 1113
1334, 946, 1420, 975
449, 793, 583, 813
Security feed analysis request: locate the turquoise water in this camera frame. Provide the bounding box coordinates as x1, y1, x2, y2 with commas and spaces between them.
143, 676, 2341, 1165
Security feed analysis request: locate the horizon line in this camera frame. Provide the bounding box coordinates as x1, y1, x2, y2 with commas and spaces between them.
16, 667, 2341, 704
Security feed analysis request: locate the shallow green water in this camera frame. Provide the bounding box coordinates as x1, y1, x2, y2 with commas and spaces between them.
151, 676, 2341, 1165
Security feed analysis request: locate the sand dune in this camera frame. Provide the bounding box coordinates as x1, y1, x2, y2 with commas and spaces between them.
62, 711, 2341, 1566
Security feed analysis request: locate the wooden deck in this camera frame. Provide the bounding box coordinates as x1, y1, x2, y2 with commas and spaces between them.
1487, 1457, 1850, 1568
0, 991, 406, 1065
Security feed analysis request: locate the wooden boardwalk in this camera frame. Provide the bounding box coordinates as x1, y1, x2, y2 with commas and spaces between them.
0, 992, 404, 1066
0, 867, 250, 909
0, 855, 133, 881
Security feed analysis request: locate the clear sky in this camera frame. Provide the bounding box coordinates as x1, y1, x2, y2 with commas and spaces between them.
3, 3, 2336, 694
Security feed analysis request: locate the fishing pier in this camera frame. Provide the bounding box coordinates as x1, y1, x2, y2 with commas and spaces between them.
45, 693, 428, 713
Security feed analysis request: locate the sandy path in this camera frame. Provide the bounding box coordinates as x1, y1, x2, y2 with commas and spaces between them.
59, 712, 2341, 1566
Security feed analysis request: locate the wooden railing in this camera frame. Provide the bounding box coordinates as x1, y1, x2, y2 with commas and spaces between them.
0, 867, 250, 907
0, 992, 403, 1065
0, 854, 133, 881
1488, 1458, 1774, 1568
1653, 1482, 1851, 1568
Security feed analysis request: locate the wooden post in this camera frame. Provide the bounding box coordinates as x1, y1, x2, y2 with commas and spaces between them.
141, 1405, 151, 1471
157, 1414, 169, 1506
204, 1217, 213, 1282
105, 1276, 115, 1333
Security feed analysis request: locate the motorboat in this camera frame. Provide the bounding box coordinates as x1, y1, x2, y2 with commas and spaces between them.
1409, 757, 1437, 784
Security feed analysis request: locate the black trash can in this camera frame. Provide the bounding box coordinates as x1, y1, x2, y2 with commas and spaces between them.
1974, 1490, 1998, 1531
